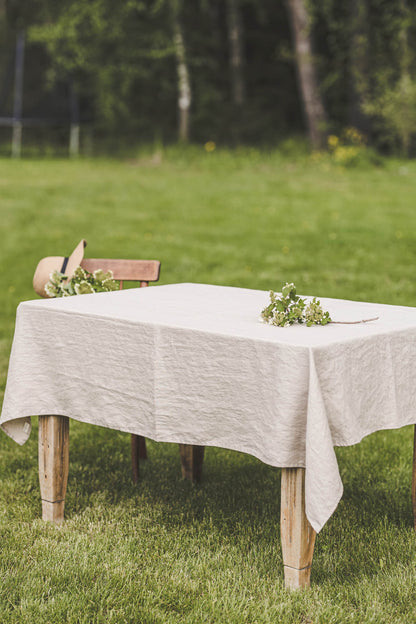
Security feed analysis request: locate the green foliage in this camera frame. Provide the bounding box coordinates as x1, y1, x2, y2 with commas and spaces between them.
0, 1, 397, 151
45, 266, 118, 297
320, 126, 384, 168
363, 74, 416, 157
311, 0, 416, 156
28, 0, 176, 132
15, 0, 300, 145
2, 0, 416, 152
261, 283, 331, 327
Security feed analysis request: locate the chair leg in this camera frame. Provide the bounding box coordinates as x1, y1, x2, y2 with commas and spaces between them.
179, 444, 205, 482
131, 434, 148, 484
138, 435, 148, 459
412, 425, 416, 532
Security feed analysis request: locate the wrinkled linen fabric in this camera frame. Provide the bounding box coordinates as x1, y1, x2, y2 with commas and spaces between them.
1, 283, 416, 532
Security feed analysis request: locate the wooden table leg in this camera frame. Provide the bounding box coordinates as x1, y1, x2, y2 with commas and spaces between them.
281, 468, 316, 589
131, 434, 148, 484
38, 415, 69, 523
179, 444, 205, 482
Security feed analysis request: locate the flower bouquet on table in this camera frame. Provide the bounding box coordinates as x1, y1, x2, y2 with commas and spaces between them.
260, 282, 331, 327
45, 266, 119, 297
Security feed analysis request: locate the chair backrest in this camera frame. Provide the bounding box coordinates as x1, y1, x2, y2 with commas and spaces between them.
80, 258, 161, 289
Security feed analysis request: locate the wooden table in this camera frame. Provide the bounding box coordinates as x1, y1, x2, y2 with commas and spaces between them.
2, 284, 416, 590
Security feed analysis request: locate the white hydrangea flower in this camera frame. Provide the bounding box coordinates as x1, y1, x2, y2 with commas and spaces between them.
75, 281, 95, 295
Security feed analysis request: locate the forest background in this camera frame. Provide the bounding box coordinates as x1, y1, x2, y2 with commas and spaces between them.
0, 0, 416, 157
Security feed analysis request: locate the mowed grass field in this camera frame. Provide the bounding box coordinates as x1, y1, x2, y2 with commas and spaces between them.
0, 147, 416, 623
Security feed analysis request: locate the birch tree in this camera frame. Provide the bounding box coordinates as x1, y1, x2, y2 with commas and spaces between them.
348, 0, 369, 133
226, 0, 245, 108
170, 0, 191, 142
285, 0, 327, 149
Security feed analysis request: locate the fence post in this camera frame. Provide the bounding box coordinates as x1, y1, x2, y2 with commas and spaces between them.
11, 30, 25, 159
69, 80, 80, 158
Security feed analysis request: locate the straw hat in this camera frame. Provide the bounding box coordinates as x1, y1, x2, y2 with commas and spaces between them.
33, 239, 87, 298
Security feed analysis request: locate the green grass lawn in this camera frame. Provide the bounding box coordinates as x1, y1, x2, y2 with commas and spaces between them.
0, 146, 416, 623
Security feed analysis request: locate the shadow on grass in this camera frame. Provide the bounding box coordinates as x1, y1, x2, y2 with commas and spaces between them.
63, 421, 413, 524
66, 420, 280, 529
1, 418, 414, 590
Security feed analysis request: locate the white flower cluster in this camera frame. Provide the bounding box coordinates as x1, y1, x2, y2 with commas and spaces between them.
45, 266, 118, 298
260, 283, 331, 327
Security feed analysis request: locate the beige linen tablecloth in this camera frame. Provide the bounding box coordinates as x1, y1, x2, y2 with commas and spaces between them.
1, 283, 416, 532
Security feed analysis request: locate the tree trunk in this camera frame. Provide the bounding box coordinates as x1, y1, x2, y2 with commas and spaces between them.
171, 6, 191, 142
226, 0, 245, 107
398, 0, 411, 157
349, 0, 370, 134
285, 0, 327, 150
12, 29, 25, 159
399, 0, 410, 79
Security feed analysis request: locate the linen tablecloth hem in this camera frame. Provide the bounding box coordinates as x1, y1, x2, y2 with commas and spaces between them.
331, 419, 416, 449
0, 410, 307, 470
0, 416, 31, 445
306, 481, 344, 534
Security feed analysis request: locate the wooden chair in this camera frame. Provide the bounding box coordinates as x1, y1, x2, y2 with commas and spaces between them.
80, 258, 205, 485
81, 257, 160, 483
